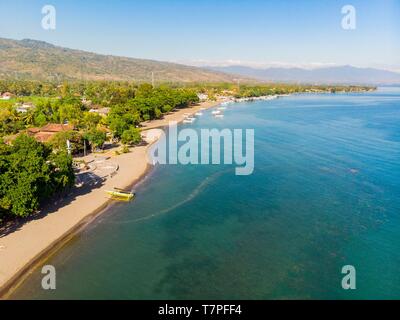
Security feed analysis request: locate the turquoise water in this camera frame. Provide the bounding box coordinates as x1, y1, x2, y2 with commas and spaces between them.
12, 88, 400, 299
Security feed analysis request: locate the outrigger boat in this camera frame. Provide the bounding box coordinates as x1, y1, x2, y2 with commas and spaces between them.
106, 188, 135, 201
183, 115, 196, 123
183, 118, 195, 124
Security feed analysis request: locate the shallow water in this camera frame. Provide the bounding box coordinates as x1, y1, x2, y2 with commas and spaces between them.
12, 88, 400, 299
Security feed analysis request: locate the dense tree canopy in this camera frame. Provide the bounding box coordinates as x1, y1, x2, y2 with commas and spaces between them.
121, 127, 141, 145
0, 135, 75, 218
84, 129, 107, 150
0, 80, 200, 141
0, 79, 373, 222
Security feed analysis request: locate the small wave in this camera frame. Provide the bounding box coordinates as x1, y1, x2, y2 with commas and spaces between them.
108, 169, 230, 225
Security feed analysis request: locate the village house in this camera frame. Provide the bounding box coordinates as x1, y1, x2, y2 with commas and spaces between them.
197, 93, 208, 101
27, 123, 75, 143
89, 106, 110, 117
3, 123, 75, 145
81, 97, 92, 106
15, 102, 35, 113
0, 92, 14, 100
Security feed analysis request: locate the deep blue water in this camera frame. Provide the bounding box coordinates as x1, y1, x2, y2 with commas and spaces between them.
12, 88, 400, 299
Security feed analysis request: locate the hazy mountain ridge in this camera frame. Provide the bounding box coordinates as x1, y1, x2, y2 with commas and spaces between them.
206, 65, 400, 85
0, 38, 249, 83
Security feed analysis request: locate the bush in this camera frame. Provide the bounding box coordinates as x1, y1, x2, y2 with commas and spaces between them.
121, 145, 130, 153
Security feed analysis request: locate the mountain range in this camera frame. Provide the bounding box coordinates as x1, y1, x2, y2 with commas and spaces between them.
1, 37, 399, 85
206, 65, 400, 85
0, 38, 248, 83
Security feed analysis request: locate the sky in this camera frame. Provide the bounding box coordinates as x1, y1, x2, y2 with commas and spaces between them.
0, 0, 399, 71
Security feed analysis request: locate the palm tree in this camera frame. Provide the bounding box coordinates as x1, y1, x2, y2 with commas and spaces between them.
23, 111, 35, 126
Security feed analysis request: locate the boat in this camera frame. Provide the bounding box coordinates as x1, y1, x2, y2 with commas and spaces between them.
106, 188, 135, 201
195, 112, 203, 116
211, 110, 221, 115
217, 106, 227, 110
221, 101, 233, 106
214, 114, 224, 118
183, 118, 195, 124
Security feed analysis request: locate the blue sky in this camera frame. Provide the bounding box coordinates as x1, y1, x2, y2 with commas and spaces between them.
0, 0, 399, 70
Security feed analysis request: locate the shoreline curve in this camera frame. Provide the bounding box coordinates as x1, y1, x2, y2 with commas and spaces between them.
0, 99, 221, 299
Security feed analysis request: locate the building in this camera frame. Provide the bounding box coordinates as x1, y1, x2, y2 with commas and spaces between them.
27, 123, 75, 143
15, 102, 35, 113
197, 93, 208, 101
0, 92, 14, 100
81, 97, 92, 106
89, 107, 110, 117
3, 122, 76, 146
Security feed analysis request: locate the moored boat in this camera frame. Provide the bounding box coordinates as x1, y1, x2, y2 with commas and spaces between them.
106, 188, 135, 201
183, 117, 195, 123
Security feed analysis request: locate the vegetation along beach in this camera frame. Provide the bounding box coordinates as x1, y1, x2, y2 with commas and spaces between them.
1, 0, 400, 303
0, 75, 373, 297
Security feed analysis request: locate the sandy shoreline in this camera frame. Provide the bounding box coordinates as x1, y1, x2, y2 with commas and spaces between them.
0, 99, 221, 298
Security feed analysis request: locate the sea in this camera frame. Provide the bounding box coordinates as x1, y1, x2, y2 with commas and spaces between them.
11, 87, 400, 299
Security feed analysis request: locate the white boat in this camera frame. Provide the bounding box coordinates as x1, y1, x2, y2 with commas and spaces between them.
195, 112, 203, 116
217, 106, 227, 110
183, 117, 195, 123
214, 114, 224, 118
211, 110, 221, 115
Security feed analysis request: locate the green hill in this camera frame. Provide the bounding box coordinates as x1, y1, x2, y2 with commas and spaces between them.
0, 38, 248, 83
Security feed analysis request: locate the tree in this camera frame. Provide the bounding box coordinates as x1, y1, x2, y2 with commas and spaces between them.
0, 107, 25, 136
0, 134, 75, 218
121, 127, 141, 145
58, 103, 84, 127
108, 115, 129, 138
34, 113, 47, 127
49, 151, 75, 191
162, 104, 173, 113
22, 110, 35, 126
84, 129, 106, 150
83, 112, 102, 130
49, 130, 84, 154
60, 81, 70, 98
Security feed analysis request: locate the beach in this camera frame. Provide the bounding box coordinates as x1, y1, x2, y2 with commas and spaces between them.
0, 99, 221, 298
8, 88, 400, 299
